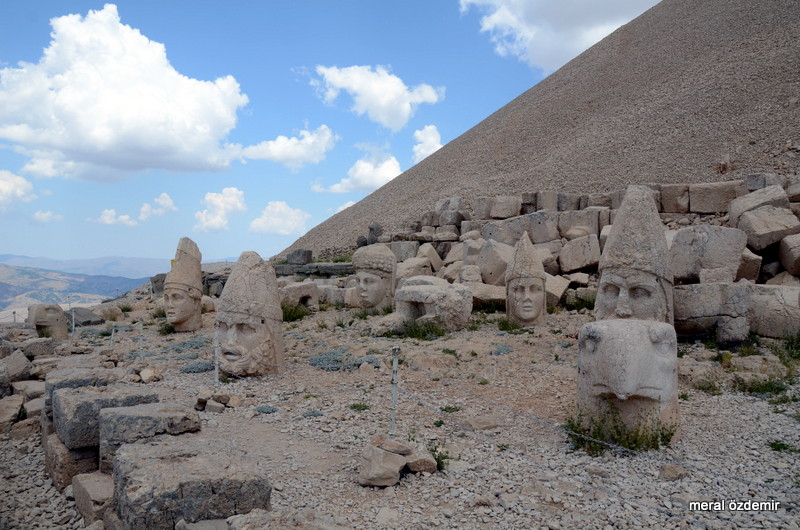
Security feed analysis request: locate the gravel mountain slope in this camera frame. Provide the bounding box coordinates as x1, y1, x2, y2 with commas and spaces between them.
281, 0, 800, 259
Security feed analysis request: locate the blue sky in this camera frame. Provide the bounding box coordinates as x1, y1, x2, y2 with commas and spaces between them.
0, 1, 658, 263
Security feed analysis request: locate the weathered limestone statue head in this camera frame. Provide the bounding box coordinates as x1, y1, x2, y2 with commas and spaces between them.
596, 186, 674, 324
27, 304, 68, 340
163, 237, 203, 332
577, 319, 679, 433
352, 244, 396, 310
505, 232, 546, 327
216, 251, 284, 376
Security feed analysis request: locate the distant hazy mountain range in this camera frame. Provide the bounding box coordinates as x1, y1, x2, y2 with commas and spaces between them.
0, 254, 169, 278
0, 262, 150, 319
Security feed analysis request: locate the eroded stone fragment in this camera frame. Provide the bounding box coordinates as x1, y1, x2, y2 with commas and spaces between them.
216, 251, 284, 376
26, 304, 69, 340
163, 237, 203, 332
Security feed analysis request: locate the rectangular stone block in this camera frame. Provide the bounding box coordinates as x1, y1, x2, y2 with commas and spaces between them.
749, 285, 800, 338
45, 367, 125, 403
745, 172, 786, 191
736, 248, 762, 282
113, 435, 272, 530
536, 191, 558, 212
738, 206, 800, 251
586, 193, 612, 208
472, 197, 494, 219
43, 433, 98, 492
558, 235, 601, 273
1, 394, 24, 434
558, 209, 600, 239
389, 241, 420, 262
557, 193, 581, 211
99, 403, 201, 473
460, 219, 487, 234
660, 184, 689, 213
688, 180, 746, 213
490, 196, 522, 219
53, 385, 159, 450
780, 233, 800, 275
73, 472, 114, 524
729, 185, 791, 227
545, 274, 570, 309
12, 380, 45, 400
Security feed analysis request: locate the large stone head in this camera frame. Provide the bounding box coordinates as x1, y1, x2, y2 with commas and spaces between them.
163, 237, 203, 332
216, 251, 284, 376
596, 186, 674, 324
352, 244, 397, 310
27, 304, 68, 340
577, 318, 679, 430
505, 232, 546, 327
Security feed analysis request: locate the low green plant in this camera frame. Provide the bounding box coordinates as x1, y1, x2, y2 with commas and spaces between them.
13, 403, 27, 423
467, 323, 480, 332
433, 419, 445, 427
547, 306, 563, 315
317, 320, 328, 330
497, 318, 523, 333
255, 405, 278, 415
677, 343, 691, 358
713, 351, 733, 370
497, 443, 509, 452
694, 379, 722, 396
349, 402, 370, 411
330, 254, 352, 263
151, 307, 167, 319
442, 348, 458, 358
440, 405, 461, 413
119, 304, 133, 314
563, 410, 675, 457
334, 317, 348, 328
479, 379, 489, 385
679, 392, 690, 401
564, 297, 595, 312
382, 320, 447, 340
767, 440, 800, 453
304, 393, 319, 399
426, 441, 451, 471
282, 303, 312, 322
37, 328, 52, 339
769, 333, 800, 369
549, 328, 562, 335
732, 376, 792, 396
98, 327, 113, 338
158, 322, 175, 336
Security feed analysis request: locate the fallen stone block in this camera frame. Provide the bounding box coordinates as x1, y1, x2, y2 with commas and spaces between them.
780, 233, 800, 275
21, 338, 56, 359
69, 307, 105, 327
99, 403, 201, 473
0, 394, 25, 434
669, 225, 747, 283
434, 225, 460, 241
396, 257, 433, 287
1, 350, 32, 382
45, 367, 125, 403
674, 283, 751, 342
10, 416, 40, 440
113, 435, 272, 529
660, 184, 689, 213
389, 241, 420, 262
477, 239, 515, 286
738, 206, 800, 250
286, 248, 312, 265
736, 247, 762, 282
73, 471, 114, 524
481, 215, 533, 247
766, 271, 800, 287
749, 285, 800, 338
490, 196, 522, 219
729, 185, 791, 227
53, 385, 159, 449
558, 235, 600, 273
278, 280, 319, 311
25, 396, 45, 418
391, 276, 472, 332
43, 433, 98, 492
12, 379, 45, 400
463, 282, 506, 311
528, 212, 560, 244
442, 242, 464, 266
416, 243, 443, 272
545, 274, 570, 309
536, 191, 558, 212
557, 193, 581, 211
558, 210, 599, 239
689, 180, 746, 213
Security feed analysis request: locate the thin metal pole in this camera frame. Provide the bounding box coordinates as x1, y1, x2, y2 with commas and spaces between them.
110, 324, 115, 344
12, 311, 16, 323
213, 327, 221, 390
389, 345, 400, 437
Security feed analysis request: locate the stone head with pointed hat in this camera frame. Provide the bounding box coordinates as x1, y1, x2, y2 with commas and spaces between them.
595, 186, 674, 324
216, 251, 284, 376
505, 232, 547, 327
163, 237, 203, 332
352, 244, 397, 310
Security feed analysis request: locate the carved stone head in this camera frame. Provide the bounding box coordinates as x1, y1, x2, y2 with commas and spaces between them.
163, 237, 203, 332
596, 186, 673, 324
352, 244, 396, 310
216, 251, 284, 376
577, 318, 679, 431
27, 304, 68, 340
505, 232, 546, 327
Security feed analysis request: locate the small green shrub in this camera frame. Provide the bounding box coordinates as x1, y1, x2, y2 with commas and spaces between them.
98, 327, 113, 338
426, 441, 450, 471
679, 392, 690, 401
119, 304, 133, 314
564, 297, 595, 312
497, 443, 509, 452
563, 411, 675, 456
433, 419, 445, 427
732, 376, 791, 396
442, 348, 458, 358
282, 303, 312, 322
330, 254, 352, 263
180, 360, 214, 373
158, 322, 175, 335
13, 403, 27, 423
255, 405, 278, 415
497, 318, 523, 333
349, 402, 370, 412
382, 320, 447, 340
151, 307, 167, 319
440, 405, 461, 413
694, 379, 722, 396
713, 351, 733, 370
767, 440, 800, 453
479, 379, 489, 385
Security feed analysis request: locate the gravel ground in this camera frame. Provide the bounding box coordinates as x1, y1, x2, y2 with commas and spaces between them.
281, 0, 800, 259
2, 298, 800, 529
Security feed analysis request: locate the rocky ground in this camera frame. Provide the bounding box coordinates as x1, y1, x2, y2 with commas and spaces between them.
2, 293, 800, 529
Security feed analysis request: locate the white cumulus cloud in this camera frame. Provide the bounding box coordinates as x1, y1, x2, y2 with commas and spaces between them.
92, 209, 137, 226
194, 187, 246, 231
249, 201, 312, 235
0, 170, 35, 210
33, 210, 64, 223
460, 0, 659, 72
313, 149, 402, 194
0, 4, 249, 180
313, 65, 444, 131
412, 125, 443, 164
240, 125, 337, 171
335, 201, 356, 213
139, 192, 177, 221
